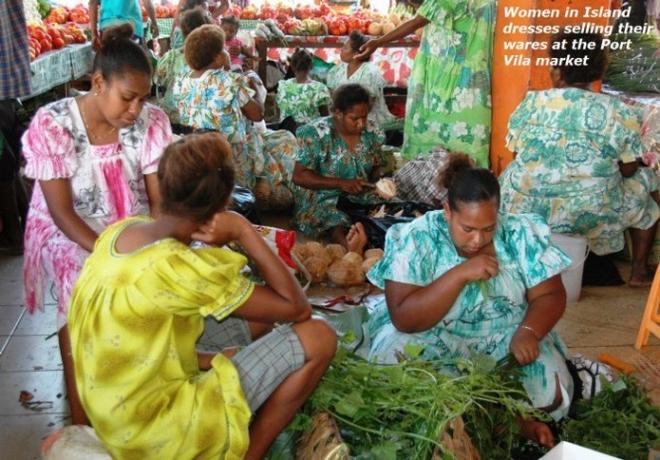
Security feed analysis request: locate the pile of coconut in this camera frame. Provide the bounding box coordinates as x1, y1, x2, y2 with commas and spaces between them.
292, 242, 384, 286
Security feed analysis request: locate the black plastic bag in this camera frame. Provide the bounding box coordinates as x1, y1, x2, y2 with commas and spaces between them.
337, 197, 435, 248
230, 186, 260, 224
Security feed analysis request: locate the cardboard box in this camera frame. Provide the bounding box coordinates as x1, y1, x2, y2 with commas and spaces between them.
539, 442, 622, 460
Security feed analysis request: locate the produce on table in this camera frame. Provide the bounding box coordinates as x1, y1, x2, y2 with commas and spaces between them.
23, 0, 43, 23
232, 3, 418, 37
342, 251, 363, 266
44, 6, 69, 24
303, 256, 329, 283
69, 5, 90, 24
364, 248, 384, 260
27, 21, 87, 61
361, 257, 380, 273
327, 259, 365, 286
326, 244, 347, 262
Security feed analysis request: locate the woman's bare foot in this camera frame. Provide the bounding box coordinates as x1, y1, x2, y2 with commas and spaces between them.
346, 223, 368, 255
630, 263, 653, 288
518, 419, 555, 449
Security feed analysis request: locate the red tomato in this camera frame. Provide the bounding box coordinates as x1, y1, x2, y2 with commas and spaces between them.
40, 38, 52, 52
52, 37, 65, 49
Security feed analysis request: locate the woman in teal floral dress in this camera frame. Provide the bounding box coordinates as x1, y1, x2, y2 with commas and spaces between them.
358, 0, 495, 165
155, 8, 211, 124
368, 154, 573, 447
292, 84, 384, 249
276, 49, 331, 130
172, 24, 263, 188
500, 33, 660, 286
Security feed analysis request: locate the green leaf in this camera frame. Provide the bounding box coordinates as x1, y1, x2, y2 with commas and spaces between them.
369, 441, 400, 460
335, 390, 365, 418
403, 343, 425, 359
340, 330, 357, 345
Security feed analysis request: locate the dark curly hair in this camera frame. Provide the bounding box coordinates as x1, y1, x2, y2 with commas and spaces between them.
549, 31, 609, 85
348, 30, 369, 61
332, 83, 371, 113
290, 48, 313, 73
180, 7, 212, 39
184, 24, 225, 71
158, 132, 235, 223
438, 153, 500, 210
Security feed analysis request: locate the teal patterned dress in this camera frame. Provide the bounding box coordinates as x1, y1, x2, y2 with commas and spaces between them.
276, 79, 332, 125
173, 69, 255, 187
500, 88, 660, 255
294, 117, 385, 237
402, 0, 495, 166
367, 211, 574, 419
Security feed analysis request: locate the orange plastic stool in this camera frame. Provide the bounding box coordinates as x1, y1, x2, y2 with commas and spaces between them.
635, 266, 660, 349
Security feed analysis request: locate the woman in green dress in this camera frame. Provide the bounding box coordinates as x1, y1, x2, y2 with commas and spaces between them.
499, 33, 660, 287
367, 154, 573, 447
358, 0, 495, 166
292, 84, 384, 250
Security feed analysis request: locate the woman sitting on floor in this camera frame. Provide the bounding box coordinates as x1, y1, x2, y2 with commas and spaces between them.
367, 154, 574, 448
68, 132, 336, 460
500, 32, 660, 287
292, 83, 387, 251
326, 30, 400, 133
172, 24, 264, 188
154, 7, 212, 124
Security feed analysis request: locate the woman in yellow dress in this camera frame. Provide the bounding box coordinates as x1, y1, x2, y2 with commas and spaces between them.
67, 133, 337, 460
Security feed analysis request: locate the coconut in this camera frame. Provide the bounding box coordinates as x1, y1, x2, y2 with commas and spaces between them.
303, 256, 329, 283
292, 243, 309, 263
306, 242, 332, 266
361, 257, 380, 273
364, 248, 384, 260
326, 244, 347, 261
327, 259, 365, 286
342, 251, 364, 266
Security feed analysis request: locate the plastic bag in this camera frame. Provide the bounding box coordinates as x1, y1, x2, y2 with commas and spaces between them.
337, 197, 435, 248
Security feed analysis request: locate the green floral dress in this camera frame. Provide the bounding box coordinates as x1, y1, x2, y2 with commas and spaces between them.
500, 88, 660, 255
326, 62, 401, 130
403, 0, 495, 166
367, 211, 574, 419
154, 48, 188, 124
276, 79, 331, 125
294, 116, 385, 237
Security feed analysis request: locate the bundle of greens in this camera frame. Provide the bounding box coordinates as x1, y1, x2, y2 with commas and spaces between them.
560, 377, 660, 460
604, 33, 660, 93
301, 348, 541, 460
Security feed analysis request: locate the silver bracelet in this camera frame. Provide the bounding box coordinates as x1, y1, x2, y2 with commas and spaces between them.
520, 324, 541, 340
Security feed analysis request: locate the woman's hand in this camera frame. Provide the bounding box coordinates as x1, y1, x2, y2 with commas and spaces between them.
458, 255, 498, 282
355, 39, 380, 61
510, 326, 540, 366
191, 211, 251, 246
340, 178, 370, 195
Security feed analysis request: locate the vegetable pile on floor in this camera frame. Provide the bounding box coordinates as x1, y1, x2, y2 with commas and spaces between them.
604, 33, 660, 93
560, 376, 660, 460
297, 349, 539, 460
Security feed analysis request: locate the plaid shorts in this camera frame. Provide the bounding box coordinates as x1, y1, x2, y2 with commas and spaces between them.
200, 317, 306, 413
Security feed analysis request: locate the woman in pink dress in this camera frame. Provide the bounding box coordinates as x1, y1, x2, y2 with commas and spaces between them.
21, 24, 172, 424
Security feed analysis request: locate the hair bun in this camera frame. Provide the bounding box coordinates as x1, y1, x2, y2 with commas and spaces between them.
439, 153, 474, 190
100, 23, 135, 48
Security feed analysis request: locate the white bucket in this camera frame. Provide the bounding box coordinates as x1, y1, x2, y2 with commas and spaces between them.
550, 233, 589, 305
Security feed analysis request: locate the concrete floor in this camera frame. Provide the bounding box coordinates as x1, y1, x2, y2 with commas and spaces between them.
0, 252, 657, 459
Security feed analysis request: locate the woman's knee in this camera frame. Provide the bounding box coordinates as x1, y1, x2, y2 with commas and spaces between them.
293, 318, 337, 362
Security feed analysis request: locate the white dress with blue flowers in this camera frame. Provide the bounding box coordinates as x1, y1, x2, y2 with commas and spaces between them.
367, 211, 574, 419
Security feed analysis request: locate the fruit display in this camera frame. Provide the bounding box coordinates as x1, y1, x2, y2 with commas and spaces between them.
27, 21, 87, 61
69, 5, 90, 24
140, 1, 176, 20
232, 2, 414, 37
292, 242, 384, 286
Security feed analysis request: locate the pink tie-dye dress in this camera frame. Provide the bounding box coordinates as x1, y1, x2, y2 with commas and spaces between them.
22, 98, 172, 328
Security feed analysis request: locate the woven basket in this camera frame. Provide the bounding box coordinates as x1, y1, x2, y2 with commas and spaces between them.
432, 416, 481, 460
296, 412, 350, 460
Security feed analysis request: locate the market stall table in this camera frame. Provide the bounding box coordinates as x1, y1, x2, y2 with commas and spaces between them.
26, 43, 94, 99
256, 34, 419, 88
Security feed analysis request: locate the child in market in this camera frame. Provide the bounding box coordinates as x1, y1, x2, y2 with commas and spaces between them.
221, 15, 256, 71
68, 132, 337, 460
276, 49, 331, 134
